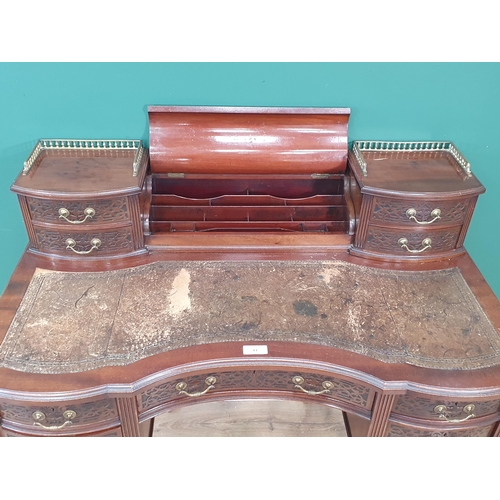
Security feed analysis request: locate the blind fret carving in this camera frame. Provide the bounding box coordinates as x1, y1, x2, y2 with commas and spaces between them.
388, 423, 492, 437
35, 228, 134, 253
1, 399, 118, 426
392, 395, 500, 420
139, 370, 371, 411
28, 197, 130, 224
372, 198, 469, 225
365, 227, 460, 253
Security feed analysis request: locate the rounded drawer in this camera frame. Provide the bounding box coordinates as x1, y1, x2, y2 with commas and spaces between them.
1, 425, 123, 437
371, 197, 471, 227
27, 197, 131, 225
0, 398, 119, 430
392, 393, 500, 422
364, 226, 461, 256
139, 370, 373, 413
386, 420, 493, 437
33, 227, 135, 256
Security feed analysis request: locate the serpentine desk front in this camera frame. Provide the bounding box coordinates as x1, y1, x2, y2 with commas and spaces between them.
1, 251, 499, 437
1, 106, 499, 437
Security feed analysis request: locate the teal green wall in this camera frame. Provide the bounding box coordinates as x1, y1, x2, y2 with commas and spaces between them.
1, 63, 499, 297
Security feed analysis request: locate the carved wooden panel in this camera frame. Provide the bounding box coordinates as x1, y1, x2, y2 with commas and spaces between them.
364, 226, 461, 253
27, 197, 130, 224
139, 370, 372, 412
387, 422, 492, 437
140, 372, 238, 410
392, 394, 500, 420
34, 228, 134, 254
0, 398, 118, 426
371, 197, 470, 226
254, 371, 372, 408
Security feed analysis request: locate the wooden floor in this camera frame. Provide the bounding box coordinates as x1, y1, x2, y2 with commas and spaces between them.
153, 399, 348, 437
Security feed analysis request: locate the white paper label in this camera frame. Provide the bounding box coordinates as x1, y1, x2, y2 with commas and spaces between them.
243, 345, 268, 355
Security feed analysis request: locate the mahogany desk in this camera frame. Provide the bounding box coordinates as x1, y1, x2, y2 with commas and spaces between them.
1, 106, 499, 437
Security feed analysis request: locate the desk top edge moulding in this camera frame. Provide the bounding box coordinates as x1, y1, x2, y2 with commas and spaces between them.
1, 105, 500, 438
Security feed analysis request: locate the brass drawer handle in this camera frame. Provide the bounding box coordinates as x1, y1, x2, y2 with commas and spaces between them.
292, 376, 333, 395
398, 237, 432, 253
406, 208, 441, 225
65, 237, 101, 254
59, 207, 95, 224
433, 404, 476, 423
32, 410, 77, 430
176, 376, 217, 397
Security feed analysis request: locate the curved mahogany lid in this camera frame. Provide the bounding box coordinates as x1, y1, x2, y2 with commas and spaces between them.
148, 106, 350, 175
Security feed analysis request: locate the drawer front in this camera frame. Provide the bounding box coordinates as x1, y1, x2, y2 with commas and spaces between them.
387, 421, 493, 437
392, 394, 500, 421
27, 197, 131, 225
1, 425, 123, 437
34, 227, 135, 255
364, 225, 461, 255
0, 398, 119, 428
371, 197, 470, 227
139, 370, 373, 413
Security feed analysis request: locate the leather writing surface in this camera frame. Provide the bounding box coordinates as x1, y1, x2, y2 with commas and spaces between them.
1, 260, 499, 374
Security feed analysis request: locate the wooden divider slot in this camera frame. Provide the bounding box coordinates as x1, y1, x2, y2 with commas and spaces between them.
149, 175, 350, 234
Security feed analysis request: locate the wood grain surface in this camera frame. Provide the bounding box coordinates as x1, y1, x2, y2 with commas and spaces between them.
153, 399, 348, 437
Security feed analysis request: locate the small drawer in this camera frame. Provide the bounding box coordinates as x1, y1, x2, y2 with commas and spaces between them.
34, 227, 135, 256
386, 421, 493, 437
139, 370, 373, 413
27, 197, 131, 225
0, 398, 119, 429
364, 226, 461, 255
392, 393, 500, 421
1, 425, 123, 437
371, 197, 470, 227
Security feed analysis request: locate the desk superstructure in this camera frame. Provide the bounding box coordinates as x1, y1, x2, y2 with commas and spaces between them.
1, 106, 499, 437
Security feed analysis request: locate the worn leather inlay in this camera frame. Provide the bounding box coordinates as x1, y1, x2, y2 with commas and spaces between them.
0, 261, 499, 374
